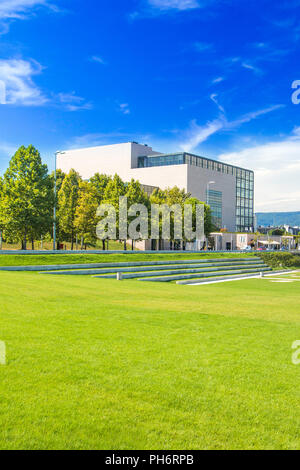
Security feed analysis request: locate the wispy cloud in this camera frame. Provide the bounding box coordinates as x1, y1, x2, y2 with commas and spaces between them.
147, 0, 201, 11
178, 118, 224, 152
0, 0, 59, 33
0, 58, 47, 106
219, 128, 300, 212
129, 0, 205, 19
223, 56, 265, 76
0, 58, 91, 111
241, 62, 263, 75
57, 92, 92, 112
89, 55, 106, 65
212, 76, 224, 84
210, 93, 225, 113
177, 104, 283, 152
227, 105, 284, 128
119, 103, 130, 115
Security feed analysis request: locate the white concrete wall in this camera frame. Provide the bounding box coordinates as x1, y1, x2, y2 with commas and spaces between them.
211, 232, 238, 250
57, 142, 158, 180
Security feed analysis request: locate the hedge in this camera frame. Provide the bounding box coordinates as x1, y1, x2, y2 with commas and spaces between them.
259, 252, 300, 268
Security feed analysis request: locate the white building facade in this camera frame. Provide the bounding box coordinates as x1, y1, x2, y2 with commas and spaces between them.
58, 142, 254, 233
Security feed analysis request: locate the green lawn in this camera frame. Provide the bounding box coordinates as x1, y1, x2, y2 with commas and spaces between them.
0, 252, 256, 267
0, 271, 299, 449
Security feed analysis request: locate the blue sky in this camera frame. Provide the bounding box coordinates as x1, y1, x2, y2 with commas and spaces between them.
0, 0, 300, 211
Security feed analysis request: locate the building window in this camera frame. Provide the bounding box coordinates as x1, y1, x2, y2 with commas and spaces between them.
206, 189, 223, 229
138, 154, 185, 168
236, 170, 254, 232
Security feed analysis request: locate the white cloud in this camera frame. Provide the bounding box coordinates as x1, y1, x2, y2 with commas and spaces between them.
219, 130, 300, 212
177, 105, 283, 153
0, 58, 91, 110
90, 56, 106, 65
147, 0, 201, 10
57, 92, 92, 111
0, 0, 58, 33
129, 0, 208, 19
210, 93, 225, 113
178, 118, 225, 152
0, 58, 47, 106
227, 105, 284, 128
212, 76, 224, 84
119, 103, 130, 115
242, 62, 263, 75
0, 0, 47, 19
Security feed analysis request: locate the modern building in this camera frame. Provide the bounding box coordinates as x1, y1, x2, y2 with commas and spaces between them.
58, 142, 254, 232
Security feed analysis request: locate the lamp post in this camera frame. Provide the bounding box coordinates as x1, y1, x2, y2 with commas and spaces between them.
53, 151, 65, 251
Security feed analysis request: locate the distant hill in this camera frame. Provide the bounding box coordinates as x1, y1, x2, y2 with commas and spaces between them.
256, 212, 300, 227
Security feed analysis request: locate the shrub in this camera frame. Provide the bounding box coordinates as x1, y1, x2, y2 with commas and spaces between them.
259, 252, 300, 268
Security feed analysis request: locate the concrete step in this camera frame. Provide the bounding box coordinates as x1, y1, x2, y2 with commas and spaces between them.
94, 264, 270, 280
41, 260, 266, 276
176, 269, 291, 285
137, 267, 272, 282
0, 257, 262, 272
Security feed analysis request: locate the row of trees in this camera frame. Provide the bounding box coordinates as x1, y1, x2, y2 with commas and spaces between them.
0, 145, 213, 250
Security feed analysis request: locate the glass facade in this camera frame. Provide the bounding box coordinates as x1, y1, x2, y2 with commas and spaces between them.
137, 152, 254, 232
206, 190, 223, 229
138, 153, 185, 167
236, 169, 254, 232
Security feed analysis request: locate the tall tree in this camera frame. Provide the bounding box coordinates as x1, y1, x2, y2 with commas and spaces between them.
90, 173, 111, 204
150, 187, 189, 249
126, 179, 150, 250
150, 187, 212, 249
57, 169, 81, 250
74, 181, 99, 249
0, 145, 53, 250
102, 174, 127, 248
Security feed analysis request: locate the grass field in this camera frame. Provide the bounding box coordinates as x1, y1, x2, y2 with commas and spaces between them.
0, 268, 300, 450
0, 252, 256, 267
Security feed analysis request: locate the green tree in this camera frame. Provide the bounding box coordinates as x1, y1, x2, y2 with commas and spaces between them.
165, 187, 190, 249
57, 169, 81, 250
126, 179, 150, 250
150, 187, 189, 249
0, 145, 53, 250
102, 174, 127, 248
74, 181, 99, 249
90, 173, 112, 204
149, 187, 212, 249
269, 228, 285, 236
184, 197, 212, 239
